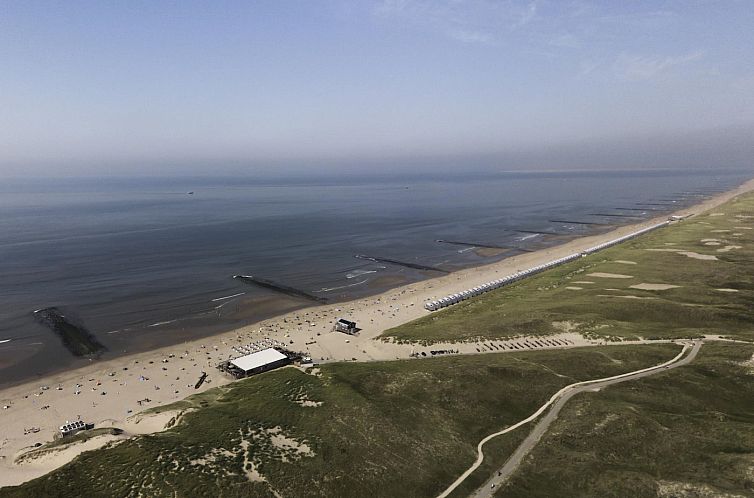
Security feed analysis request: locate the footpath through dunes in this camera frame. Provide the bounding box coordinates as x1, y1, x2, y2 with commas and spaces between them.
0, 345, 682, 498
492, 341, 754, 498
454, 341, 701, 498
384, 190, 754, 345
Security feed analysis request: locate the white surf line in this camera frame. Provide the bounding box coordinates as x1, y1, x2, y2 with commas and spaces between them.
211, 292, 246, 302
148, 320, 179, 328
0, 339, 11, 344
436, 342, 693, 498
316, 279, 369, 293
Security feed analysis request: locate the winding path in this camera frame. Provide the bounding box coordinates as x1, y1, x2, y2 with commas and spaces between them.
437, 340, 702, 498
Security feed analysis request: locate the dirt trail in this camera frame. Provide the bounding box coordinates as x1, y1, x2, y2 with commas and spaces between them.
438, 341, 702, 498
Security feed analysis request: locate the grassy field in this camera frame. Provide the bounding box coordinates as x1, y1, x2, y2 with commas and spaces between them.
497, 342, 754, 498
384, 193, 754, 344
0, 345, 678, 498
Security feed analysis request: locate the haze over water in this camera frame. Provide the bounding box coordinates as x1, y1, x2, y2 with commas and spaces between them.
0, 169, 747, 385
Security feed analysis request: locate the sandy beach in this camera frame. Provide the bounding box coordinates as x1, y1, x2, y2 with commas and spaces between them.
1, 178, 753, 488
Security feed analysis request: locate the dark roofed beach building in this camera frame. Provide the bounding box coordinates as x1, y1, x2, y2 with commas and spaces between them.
335, 318, 357, 334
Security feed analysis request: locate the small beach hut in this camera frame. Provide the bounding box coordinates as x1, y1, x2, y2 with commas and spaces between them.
335, 319, 358, 334
60, 420, 89, 437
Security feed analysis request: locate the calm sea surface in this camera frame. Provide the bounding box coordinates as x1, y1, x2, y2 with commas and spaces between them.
0, 169, 749, 385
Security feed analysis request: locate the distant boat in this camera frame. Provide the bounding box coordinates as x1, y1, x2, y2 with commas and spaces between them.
187, 191, 194, 195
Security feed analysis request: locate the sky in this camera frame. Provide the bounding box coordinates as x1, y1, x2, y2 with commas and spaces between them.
1, 0, 753, 177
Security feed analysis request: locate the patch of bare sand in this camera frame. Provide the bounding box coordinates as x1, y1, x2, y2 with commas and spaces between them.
189, 447, 234, 467
717, 245, 742, 253
711, 229, 732, 233
657, 480, 748, 498
715, 288, 739, 293
740, 353, 754, 374
587, 273, 634, 279
564, 286, 582, 290
292, 393, 323, 407
267, 427, 314, 457
629, 283, 680, 291
734, 226, 753, 230
235, 425, 314, 484
678, 251, 718, 260
13, 433, 125, 477
591, 413, 620, 434
239, 440, 265, 482
710, 213, 725, 216
572, 281, 595, 284
551, 321, 581, 333
646, 249, 718, 260
613, 260, 637, 265
125, 408, 192, 435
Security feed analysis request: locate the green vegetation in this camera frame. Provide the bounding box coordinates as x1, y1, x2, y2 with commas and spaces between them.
385, 193, 754, 344
497, 342, 754, 498
0, 345, 678, 498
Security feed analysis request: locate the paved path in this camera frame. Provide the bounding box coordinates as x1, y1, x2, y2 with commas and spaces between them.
437, 341, 702, 498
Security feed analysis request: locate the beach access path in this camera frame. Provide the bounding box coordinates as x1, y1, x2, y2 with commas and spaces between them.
437, 340, 702, 498
0, 178, 752, 488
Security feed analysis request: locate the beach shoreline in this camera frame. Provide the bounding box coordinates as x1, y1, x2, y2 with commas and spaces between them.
0, 173, 744, 388
1, 177, 753, 488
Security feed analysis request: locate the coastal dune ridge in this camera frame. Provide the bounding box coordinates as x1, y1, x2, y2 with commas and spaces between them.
0, 177, 753, 488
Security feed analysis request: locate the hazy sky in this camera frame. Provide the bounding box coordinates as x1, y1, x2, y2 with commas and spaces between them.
1, 1, 753, 177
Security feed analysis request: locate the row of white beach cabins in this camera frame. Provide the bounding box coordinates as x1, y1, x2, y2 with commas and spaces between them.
424, 221, 670, 312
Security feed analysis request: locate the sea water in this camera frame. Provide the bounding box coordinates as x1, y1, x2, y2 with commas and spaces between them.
0, 169, 748, 385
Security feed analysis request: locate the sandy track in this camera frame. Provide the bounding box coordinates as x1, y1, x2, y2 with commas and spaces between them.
437, 341, 701, 498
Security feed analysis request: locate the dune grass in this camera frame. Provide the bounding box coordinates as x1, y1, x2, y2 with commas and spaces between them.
0, 345, 678, 498
497, 342, 754, 498
384, 194, 754, 344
